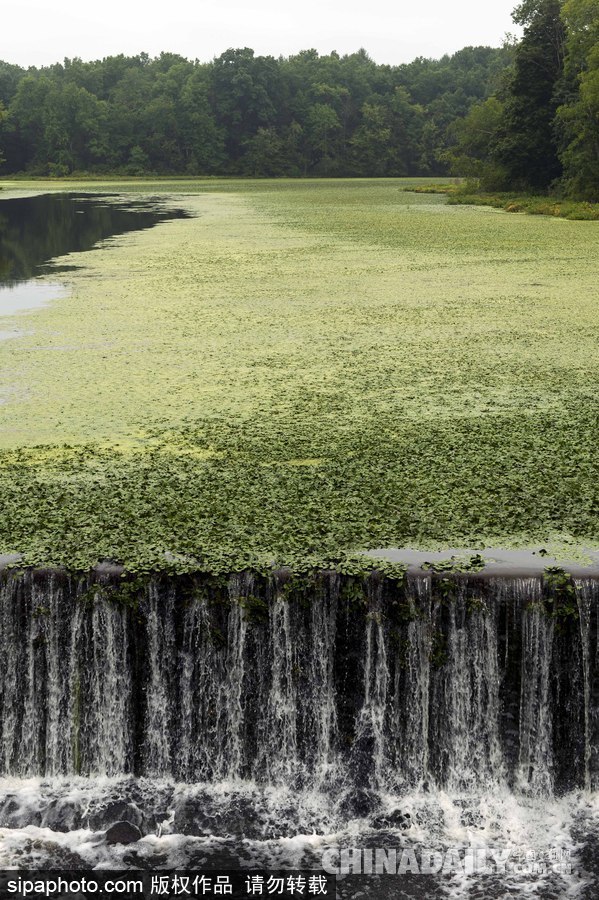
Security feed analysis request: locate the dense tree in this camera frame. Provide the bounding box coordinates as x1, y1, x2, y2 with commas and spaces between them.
556, 0, 599, 198
242, 126, 283, 175
349, 102, 393, 175
0, 46, 514, 177
211, 48, 281, 168
0, 101, 6, 167
7, 76, 108, 174
0, 61, 25, 107
494, 0, 566, 190
6, 34, 595, 200
442, 97, 507, 186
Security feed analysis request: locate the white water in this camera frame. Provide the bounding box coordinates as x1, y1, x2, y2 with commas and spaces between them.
0, 776, 595, 897
0, 569, 597, 895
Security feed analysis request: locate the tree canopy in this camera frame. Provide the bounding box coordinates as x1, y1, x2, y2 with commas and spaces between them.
442, 0, 599, 200
0, 47, 511, 178
1, 18, 597, 201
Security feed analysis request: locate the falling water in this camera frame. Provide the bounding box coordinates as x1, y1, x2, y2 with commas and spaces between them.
0, 567, 597, 894
0, 567, 597, 788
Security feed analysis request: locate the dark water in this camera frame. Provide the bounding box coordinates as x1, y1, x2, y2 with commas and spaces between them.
0, 192, 190, 286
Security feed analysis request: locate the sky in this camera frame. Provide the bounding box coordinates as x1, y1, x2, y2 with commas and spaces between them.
2, 0, 521, 69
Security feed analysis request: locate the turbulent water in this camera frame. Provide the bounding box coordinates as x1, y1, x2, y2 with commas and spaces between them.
0, 568, 598, 897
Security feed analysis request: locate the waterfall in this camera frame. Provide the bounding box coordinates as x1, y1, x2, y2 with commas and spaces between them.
0, 567, 597, 797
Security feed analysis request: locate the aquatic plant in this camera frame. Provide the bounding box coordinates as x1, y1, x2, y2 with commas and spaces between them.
0, 178, 598, 570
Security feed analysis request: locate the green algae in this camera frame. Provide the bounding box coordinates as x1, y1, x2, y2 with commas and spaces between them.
0, 178, 598, 572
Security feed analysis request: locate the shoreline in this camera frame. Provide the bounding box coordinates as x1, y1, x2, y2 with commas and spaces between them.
2, 549, 599, 580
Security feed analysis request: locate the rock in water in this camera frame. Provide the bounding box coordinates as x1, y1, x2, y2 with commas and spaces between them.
105, 821, 142, 845
88, 799, 144, 831
371, 809, 412, 830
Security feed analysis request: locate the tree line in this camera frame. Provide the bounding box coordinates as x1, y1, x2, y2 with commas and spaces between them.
444, 0, 599, 200
1, 1, 596, 199
0, 45, 511, 178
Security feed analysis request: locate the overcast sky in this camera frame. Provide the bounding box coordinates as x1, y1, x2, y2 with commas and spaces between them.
3, 0, 520, 69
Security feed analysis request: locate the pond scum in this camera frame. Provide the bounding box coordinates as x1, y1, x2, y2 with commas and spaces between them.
0, 178, 598, 572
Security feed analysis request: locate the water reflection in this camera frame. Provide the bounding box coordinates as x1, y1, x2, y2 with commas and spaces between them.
0, 193, 191, 341
0, 280, 68, 316
0, 192, 190, 286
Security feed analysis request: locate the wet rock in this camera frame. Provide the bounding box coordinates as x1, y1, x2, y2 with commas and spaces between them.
147, 809, 172, 832
173, 795, 214, 836
459, 809, 484, 828
0, 796, 42, 828
348, 731, 377, 787
173, 796, 257, 837
105, 821, 142, 845
371, 809, 412, 830
85, 780, 175, 836
173, 794, 266, 839
122, 851, 169, 869
338, 788, 379, 819
41, 798, 83, 832
18, 840, 88, 869
88, 800, 144, 831
185, 845, 248, 869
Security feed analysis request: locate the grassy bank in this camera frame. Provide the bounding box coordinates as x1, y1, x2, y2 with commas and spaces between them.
1, 177, 598, 572
410, 183, 599, 220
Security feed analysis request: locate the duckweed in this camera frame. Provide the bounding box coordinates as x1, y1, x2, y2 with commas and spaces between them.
0, 178, 598, 572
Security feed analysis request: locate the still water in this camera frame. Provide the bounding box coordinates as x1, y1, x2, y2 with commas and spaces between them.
0, 192, 190, 316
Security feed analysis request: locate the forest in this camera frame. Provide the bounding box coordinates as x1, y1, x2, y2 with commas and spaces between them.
0, 45, 511, 179
0, 0, 597, 199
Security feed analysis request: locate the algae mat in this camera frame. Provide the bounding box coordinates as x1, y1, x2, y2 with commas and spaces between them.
0, 178, 598, 571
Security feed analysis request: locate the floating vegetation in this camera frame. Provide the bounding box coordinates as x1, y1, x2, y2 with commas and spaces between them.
0, 179, 599, 571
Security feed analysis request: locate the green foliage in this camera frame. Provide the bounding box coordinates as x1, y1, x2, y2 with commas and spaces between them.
239, 594, 269, 624
208, 624, 227, 650
434, 578, 458, 602
444, 188, 599, 218
32, 604, 50, 618
466, 594, 488, 615
114, 575, 149, 608
0, 61, 25, 107
544, 565, 579, 631
127, 145, 150, 175
422, 554, 486, 574
339, 577, 368, 608
5, 17, 598, 202
392, 635, 413, 669
0, 101, 6, 168
415, 182, 599, 218
77, 576, 147, 609
0, 47, 512, 177
330, 553, 406, 580
556, 0, 599, 199
494, 0, 566, 190
441, 0, 599, 202
442, 97, 508, 188
8, 75, 109, 174
242, 127, 284, 176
